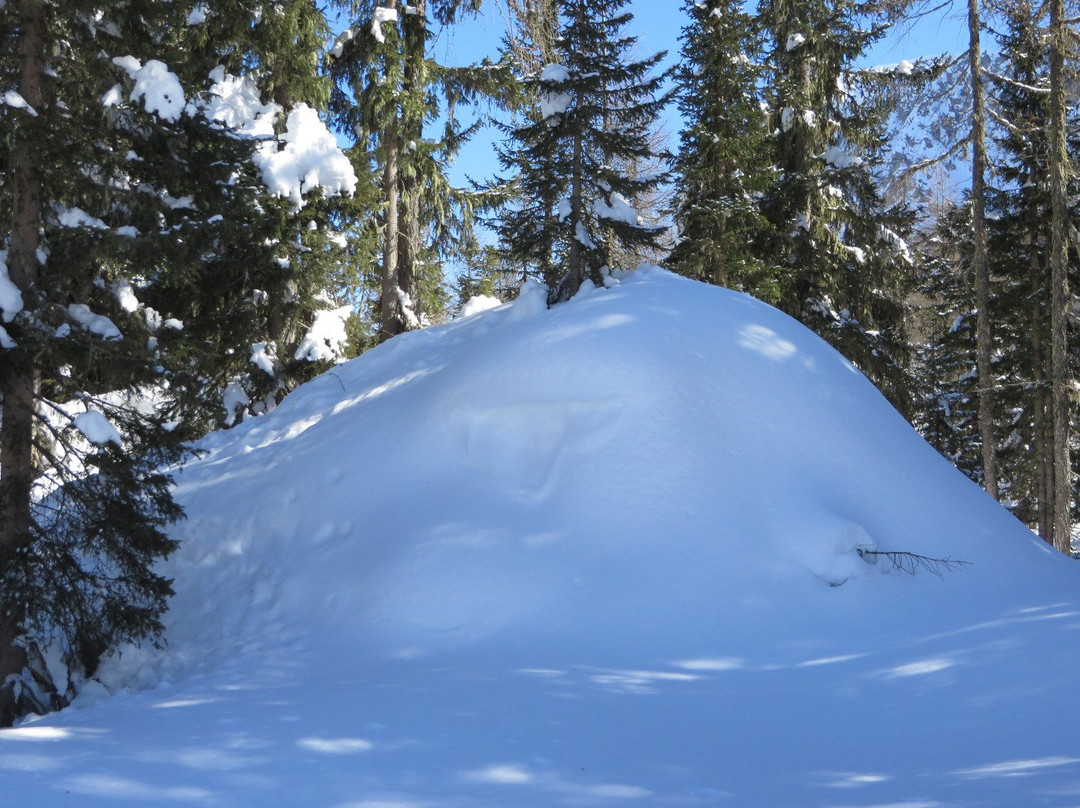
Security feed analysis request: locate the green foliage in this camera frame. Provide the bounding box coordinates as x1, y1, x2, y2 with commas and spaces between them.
15, 398, 186, 680
492, 0, 673, 302
668, 0, 778, 301
329, 0, 516, 336
755, 0, 924, 414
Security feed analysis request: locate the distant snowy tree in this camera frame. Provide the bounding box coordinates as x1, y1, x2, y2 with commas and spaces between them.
329, 0, 513, 341
668, 0, 777, 300
914, 0, 1080, 546
493, 0, 673, 302
757, 0, 925, 413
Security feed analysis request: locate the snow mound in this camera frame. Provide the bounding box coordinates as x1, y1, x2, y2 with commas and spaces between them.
7, 267, 1080, 808
129, 266, 1067, 672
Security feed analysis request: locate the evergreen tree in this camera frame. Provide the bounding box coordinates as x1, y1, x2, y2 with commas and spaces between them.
0, 0, 358, 724
494, 0, 673, 302
0, 0, 219, 723
329, 0, 511, 341
915, 0, 1080, 543
668, 0, 777, 300
983, 0, 1078, 542
757, 0, 922, 412
165, 0, 365, 430
911, 205, 984, 486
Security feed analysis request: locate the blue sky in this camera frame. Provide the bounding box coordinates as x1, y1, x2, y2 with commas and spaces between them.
427, 1, 969, 192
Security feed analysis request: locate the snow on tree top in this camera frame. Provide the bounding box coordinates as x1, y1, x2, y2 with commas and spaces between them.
67, 303, 121, 340
371, 6, 398, 44
254, 105, 358, 208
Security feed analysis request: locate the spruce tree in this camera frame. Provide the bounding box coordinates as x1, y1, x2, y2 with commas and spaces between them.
329, 0, 511, 341
983, 0, 1077, 542
0, 0, 357, 724
494, 0, 673, 302
165, 0, 364, 429
0, 0, 210, 722
668, 0, 777, 300
915, 0, 1080, 542
757, 0, 921, 412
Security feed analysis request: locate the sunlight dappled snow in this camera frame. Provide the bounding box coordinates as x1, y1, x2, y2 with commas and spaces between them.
3, 266, 1080, 807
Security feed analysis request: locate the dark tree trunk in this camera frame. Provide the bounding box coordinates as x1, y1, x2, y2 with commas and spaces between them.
378, 0, 404, 342
398, 0, 425, 321
1047, 0, 1071, 553
0, 0, 46, 726
968, 0, 998, 500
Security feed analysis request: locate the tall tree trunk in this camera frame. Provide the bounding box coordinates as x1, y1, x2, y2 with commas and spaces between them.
378, 0, 403, 343
1047, 0, 1071, 553
566, 118, 585, 299
398, 0, 425, 323
1033, 245, 1053, 542
380, 119, 402, 341
0, 0, 46, 726
968, 0, 998, 500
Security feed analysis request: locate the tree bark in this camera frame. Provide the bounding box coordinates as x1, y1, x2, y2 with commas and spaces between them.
566, 115, 585, 300
380, 119, 402, 341
1032, 241, 1052, 542
967, 0, 998, 500
1047, 0, 1071, 553
0, 0, 46, 726
378, 0, 403, 342
398, 0, 425, 322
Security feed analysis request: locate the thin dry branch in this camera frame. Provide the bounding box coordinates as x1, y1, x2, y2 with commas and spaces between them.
857, 547, 972, 578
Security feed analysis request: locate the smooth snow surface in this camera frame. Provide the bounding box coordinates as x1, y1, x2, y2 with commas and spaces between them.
5, 267, 1080, 807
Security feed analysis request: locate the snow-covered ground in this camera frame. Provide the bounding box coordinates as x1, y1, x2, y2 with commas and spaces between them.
4, 266, 1080, 807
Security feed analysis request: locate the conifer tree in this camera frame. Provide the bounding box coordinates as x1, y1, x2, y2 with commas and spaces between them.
166, 0, 364, 429
494, 0, 673, 302
0, 0, 218, 723
329, 0, 511, 341
757, 0, 921, 412
668, 0, 777, 300
915, 0, 1079, 542
0, 0, 358, 724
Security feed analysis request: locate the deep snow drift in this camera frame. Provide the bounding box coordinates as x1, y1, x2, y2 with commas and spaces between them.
4, 266, 1080, 807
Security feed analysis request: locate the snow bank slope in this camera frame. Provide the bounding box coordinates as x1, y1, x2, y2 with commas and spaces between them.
4, 266, 1080, 808
157, 266, 1067, 668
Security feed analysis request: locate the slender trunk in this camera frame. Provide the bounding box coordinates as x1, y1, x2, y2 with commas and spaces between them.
378, 0, 402, 343
0, 0, 46, 726
380, 120, 401, 341
1047, 0, 1071, 553
1033, 244, 1052, 542
566, 116, 585, 300
398, 0, 425, 322
968, 0, 998, 500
